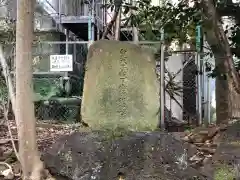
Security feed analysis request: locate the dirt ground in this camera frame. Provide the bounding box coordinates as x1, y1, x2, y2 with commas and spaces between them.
0, 118, 233, 179
0, 119, 82, 179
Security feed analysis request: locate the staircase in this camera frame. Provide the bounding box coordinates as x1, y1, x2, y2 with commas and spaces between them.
37, 0, 110, 41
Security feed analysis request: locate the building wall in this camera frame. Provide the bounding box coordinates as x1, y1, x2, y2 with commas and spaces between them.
0, 0, 16, 19
48, 0, 103, 18
35, 12, 57, 31
51, 0, 84, 16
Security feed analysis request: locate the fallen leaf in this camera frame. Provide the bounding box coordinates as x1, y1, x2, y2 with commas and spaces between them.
0, 139, 10, 145
1, 168, 14, 179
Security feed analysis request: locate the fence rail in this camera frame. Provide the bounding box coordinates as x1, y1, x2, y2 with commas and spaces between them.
0, 40, 214, 127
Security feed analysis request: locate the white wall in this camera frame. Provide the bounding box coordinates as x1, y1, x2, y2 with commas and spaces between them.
165, 54, 184, 121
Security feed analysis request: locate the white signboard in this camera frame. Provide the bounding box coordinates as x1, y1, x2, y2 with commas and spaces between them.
50, 55, 73, 72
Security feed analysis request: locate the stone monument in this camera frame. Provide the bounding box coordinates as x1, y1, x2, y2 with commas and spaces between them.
81, 40, 160, 131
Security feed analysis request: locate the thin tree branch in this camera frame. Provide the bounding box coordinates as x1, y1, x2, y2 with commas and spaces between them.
101, 5, 121, 39
0, 44, 15, 115
3, 98, 20, 161
201, 0, 240, 94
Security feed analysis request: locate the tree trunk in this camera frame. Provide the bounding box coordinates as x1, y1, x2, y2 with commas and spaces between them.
101, 5, 121, 39
114, 7, 121, 40
131, 0, 138, 43
201, 0, 240, 124
16, 0, 43, 179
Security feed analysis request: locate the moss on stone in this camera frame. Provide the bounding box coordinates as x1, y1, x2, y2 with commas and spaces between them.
214, 165, 235, 180
100, 127, 133, 142
81, 40, 160, 131
228, 140, 240, 146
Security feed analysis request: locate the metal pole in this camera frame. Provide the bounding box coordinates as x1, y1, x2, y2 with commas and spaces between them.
206, 75, 211, 124
103, 0, 107, 27
195, 25, 203, 126
159, 0, 165, 130
131, 0, 139, 44
88, 3, 92, 48
38, 41, 162, 44
96, 0, 100, 40
65, 29, 69, 54
195, 52, 202, 125
160, 29, 165, 130
133, 27, 139, 43
73, 43, 77, 63
114, 8, 121, 40
97, 28, 100, 40
92, 0, 95, 41
203, 58, 209, 126
203, 35, 211, 125
59, 0, 62, 23
65, 29, 69, 77
201, 51, 207, 126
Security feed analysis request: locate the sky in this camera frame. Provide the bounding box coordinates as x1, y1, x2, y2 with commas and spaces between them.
210, 79, 216, 108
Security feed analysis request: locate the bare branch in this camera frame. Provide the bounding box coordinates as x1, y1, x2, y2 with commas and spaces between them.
0, 44, 15, 115
2, 99, 20, 162
101, 5, 122, 39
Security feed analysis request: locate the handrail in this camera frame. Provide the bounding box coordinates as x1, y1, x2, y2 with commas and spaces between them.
39, 0, 105, 23
37, 0, 58, 17
37, 0, 131, 40
44, 0, 57, 13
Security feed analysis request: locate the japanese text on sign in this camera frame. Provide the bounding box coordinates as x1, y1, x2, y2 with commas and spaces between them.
50, 55, 73, 72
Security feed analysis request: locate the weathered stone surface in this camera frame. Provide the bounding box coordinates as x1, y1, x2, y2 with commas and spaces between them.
81, 40, 159, 131
213, 121, 240, 163
42, 131, 210, 180
212, 121, 240, 179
